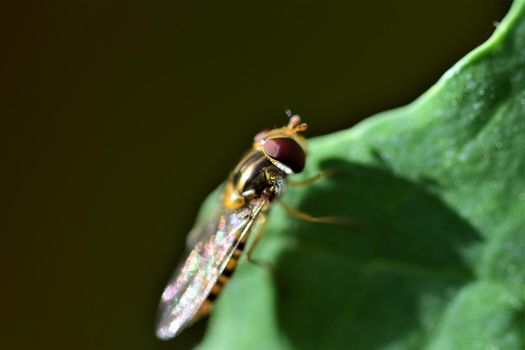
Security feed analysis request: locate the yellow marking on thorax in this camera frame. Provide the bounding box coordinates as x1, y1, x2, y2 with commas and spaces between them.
223, 182, 245, 209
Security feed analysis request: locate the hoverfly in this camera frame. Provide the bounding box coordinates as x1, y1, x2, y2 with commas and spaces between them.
156, 115, 309, 339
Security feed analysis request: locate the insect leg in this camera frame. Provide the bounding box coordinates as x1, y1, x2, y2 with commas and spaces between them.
278, 200, 354, 227
246, 214, 268, 262
244, 214, 277, 273
287, 168, 340, 186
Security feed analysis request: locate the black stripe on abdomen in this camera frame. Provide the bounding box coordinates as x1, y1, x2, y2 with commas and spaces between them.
206, 246, 244, 302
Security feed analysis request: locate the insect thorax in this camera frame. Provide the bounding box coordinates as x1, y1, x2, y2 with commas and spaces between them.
223, 149, 286, 209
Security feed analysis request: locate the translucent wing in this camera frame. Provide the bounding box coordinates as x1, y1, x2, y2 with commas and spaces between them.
156, 197, 266, 339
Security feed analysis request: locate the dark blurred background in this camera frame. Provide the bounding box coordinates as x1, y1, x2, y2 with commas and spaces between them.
1, 1, 511, 349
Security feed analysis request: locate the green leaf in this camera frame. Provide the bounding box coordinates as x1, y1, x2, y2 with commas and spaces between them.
196, 1, 525, 349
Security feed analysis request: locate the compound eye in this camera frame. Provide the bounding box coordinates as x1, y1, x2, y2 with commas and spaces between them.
262, 137, 305, 173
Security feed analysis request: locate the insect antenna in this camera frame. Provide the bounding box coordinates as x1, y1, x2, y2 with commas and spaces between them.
287, 114, 308, 133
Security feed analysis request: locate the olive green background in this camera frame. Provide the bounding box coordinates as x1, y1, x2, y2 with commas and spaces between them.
2, 1, 511, 350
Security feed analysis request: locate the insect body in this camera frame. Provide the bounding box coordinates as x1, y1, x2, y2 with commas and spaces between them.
156, 116, 308, 339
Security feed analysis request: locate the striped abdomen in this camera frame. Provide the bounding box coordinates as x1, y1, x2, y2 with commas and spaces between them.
193, 238, 246, 320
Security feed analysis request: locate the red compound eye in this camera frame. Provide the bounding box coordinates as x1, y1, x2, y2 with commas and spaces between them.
262, 137, 305, 173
